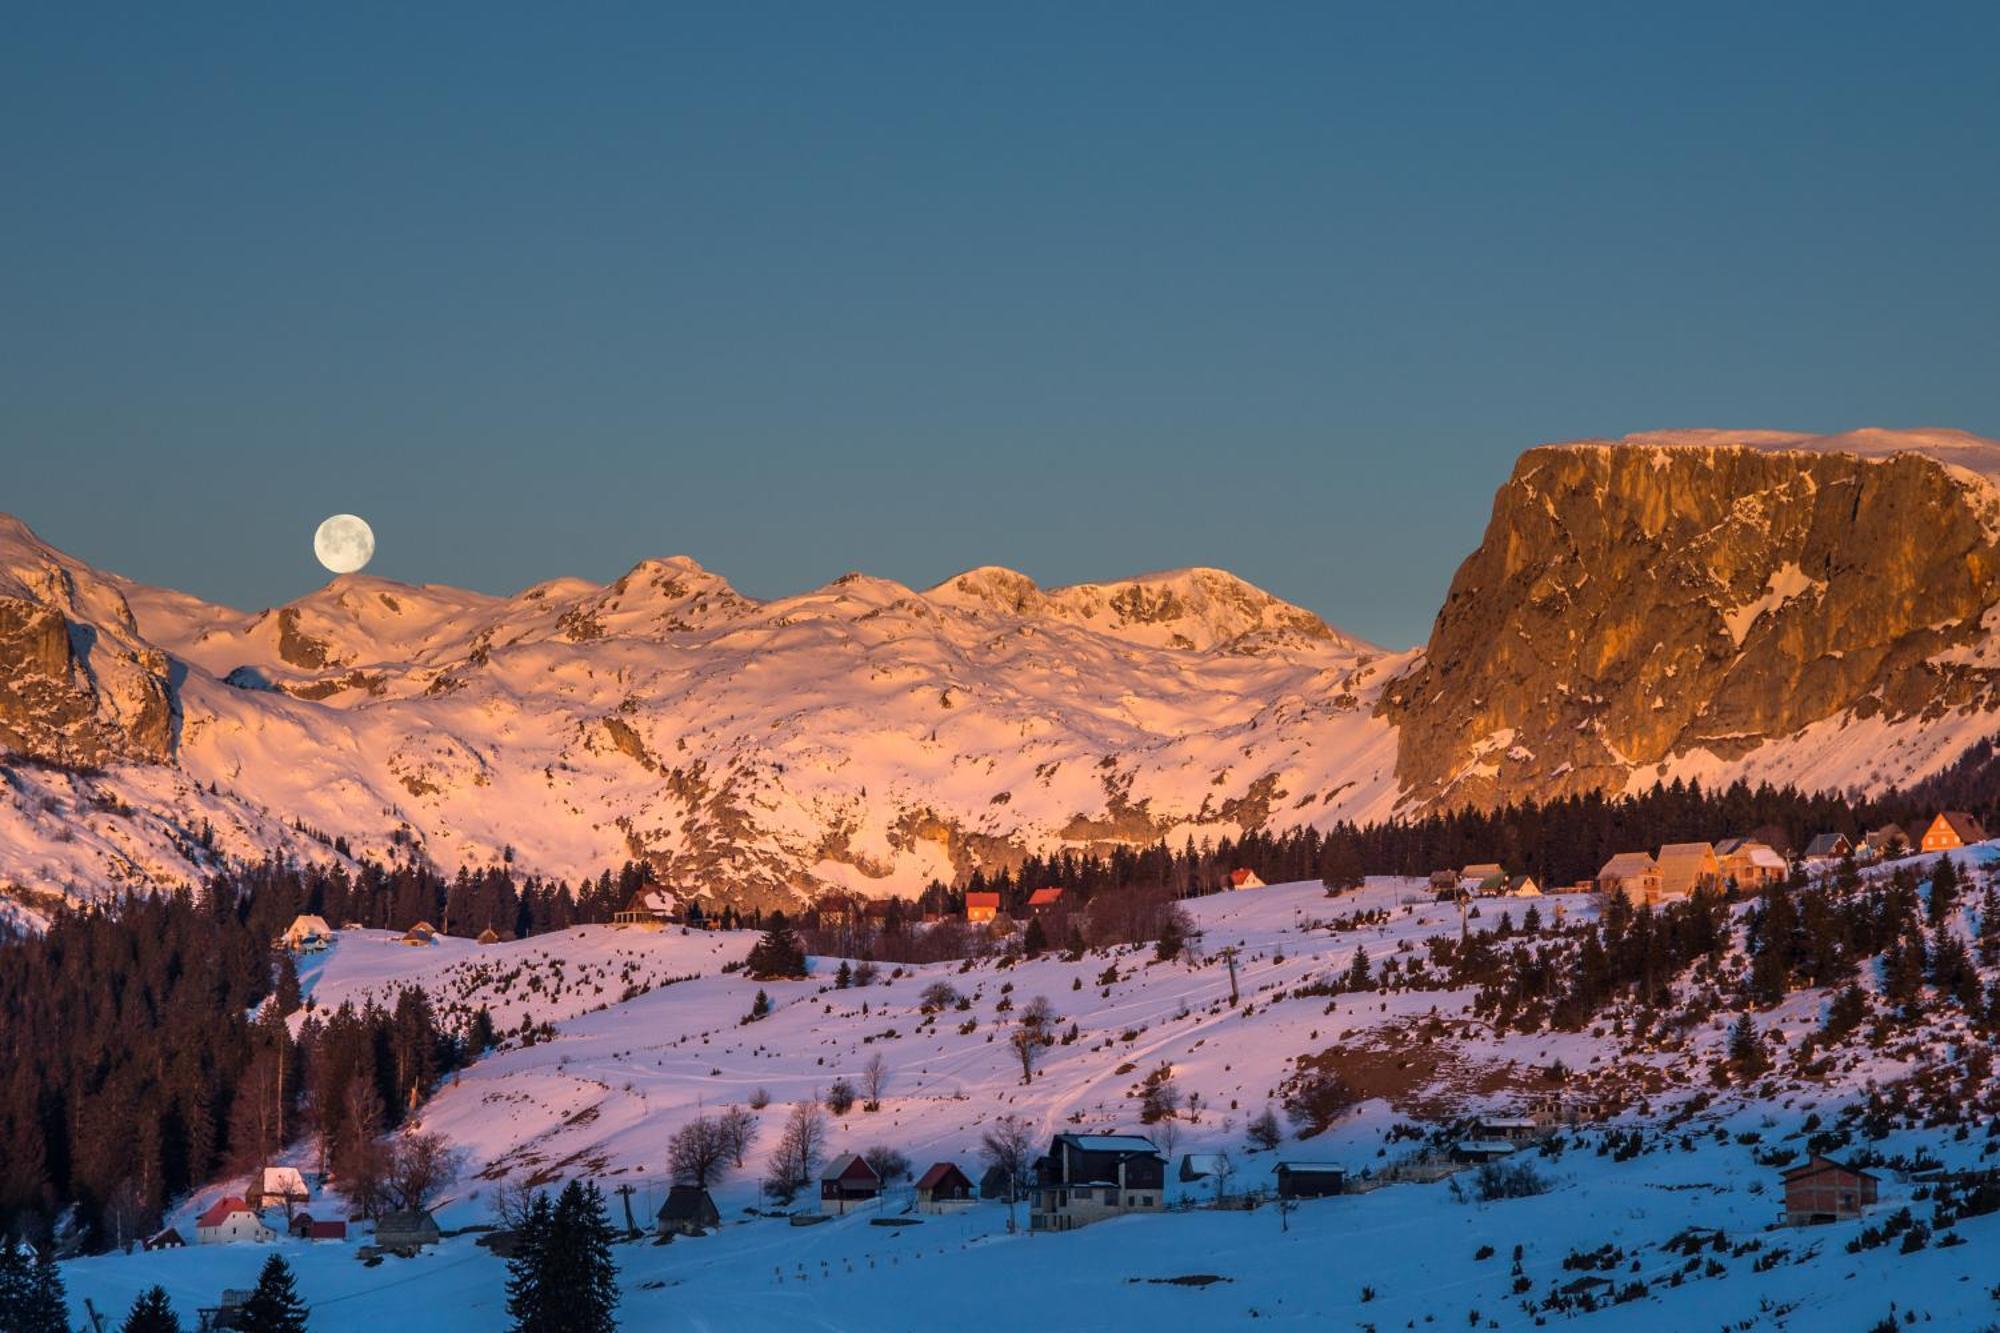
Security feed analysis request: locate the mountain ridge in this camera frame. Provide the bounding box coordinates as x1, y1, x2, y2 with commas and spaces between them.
7, 427, 2000, 913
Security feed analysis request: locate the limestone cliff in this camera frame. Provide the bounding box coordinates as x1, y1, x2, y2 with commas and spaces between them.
0, 518, 176, 767
1386, 430, 2000, 809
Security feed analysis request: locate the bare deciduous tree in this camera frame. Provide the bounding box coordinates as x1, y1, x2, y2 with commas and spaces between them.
763, 1099, 828, 1204
717, 1105, 758, 1167
668, 1116, 731, 1187
979, 1114, 1036, 1231
861, 1052, 890, 1111
384, 1131, 465, 1212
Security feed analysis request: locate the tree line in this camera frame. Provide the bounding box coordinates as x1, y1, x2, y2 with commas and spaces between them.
0, 881, 471, 1253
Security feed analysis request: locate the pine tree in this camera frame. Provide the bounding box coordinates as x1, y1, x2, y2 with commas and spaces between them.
273, 952, 303, 1016
550, 1181, 620, 1333
121, 1285, 184, 1333
1726, 1014, 1768, 1080
1345, 945, 1372, 992
744, 917, 807, 979
1022, 916, 1048, 956
833, 960, 852, 989
1929, 855, 1961, 927
237, 1253, 309, 1332
505, 1191, 555, 1333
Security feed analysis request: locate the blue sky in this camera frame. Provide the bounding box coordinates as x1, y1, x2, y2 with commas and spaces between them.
4, 4, 1996, 646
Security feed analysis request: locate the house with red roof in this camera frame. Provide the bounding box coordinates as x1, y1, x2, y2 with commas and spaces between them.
195, 1197, 275, 1245
914, 1161, 976, 1213
1227, 868, 1265, 890
1026, 887, 1065, 916
964, 891, 1001, 925
820, 1152, 884, 1215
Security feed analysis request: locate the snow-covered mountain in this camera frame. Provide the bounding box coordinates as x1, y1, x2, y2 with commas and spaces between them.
0, 515, 1405, 908
8, 426, 2000, 911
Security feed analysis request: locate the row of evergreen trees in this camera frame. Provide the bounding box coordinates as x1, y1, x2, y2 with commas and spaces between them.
0, 882, 467, 1251
889, 768, 2000, 924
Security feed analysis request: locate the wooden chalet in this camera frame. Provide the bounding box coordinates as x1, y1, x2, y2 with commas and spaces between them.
400, 921, 437, 947
1274, 1162, 1345, 1199
289, 1213, 348, 1241
820, 1152, 883, 1215
1595, 852, 1658, 903
657, 1185, 720, 1236
1780, 1155, 1878, 1225
249, 1165, 310, 1211
1922, 811, 1988, 853
1801, 832, 1852, 867
278, 914, 333, 953
914, 1161, 976, 1213
612, 886, 680, 930
1030, 1133, 1166, 1232
1716, 837, 1787, 889
1654, 842, 1720, 900
964, 891, 1001, 925
143, 1228, 185, 1251
1026, 886, 1066, 916
375, 1209, 441, 1254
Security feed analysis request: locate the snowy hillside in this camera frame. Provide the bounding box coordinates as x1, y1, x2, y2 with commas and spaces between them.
60, 867, 2000, 1330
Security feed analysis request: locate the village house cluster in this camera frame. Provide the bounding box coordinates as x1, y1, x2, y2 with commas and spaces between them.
1429, 812, 1986, 911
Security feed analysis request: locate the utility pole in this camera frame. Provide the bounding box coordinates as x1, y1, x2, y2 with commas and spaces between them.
615, 1183, 640, 1238
1219, 947, 1240, 1006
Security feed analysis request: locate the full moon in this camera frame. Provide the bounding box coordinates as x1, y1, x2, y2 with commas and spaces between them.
313, 514, 376, 574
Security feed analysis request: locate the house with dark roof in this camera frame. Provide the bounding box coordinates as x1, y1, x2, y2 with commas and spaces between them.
914, 1162, 976, 1213
1031, 1133, 1166, 1232
1858, 825, 1909, 861
143, 1228, 185, 1251
1801, 832, 1852, 867
374, 1209, 441, 1254
657, 1185, 721, 1236
289, 1213, 348, 1241
1922, 812, 1988, 853
613, 886, 681, 930
820, 1152, 884, 1215
1274, 1162, 1345, 1199
1781, 1155, 1878, 1225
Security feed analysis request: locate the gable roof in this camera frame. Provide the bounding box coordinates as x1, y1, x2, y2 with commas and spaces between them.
657, 1184, 718, 1221
1862, 824, 1907, 847
1057, 1133, 1162, 1156
1275, 1161, 1345, 1174
1597, 852, 1656, 879
1803, 832, 1851, 858
1228, 868, 1262, 885
1930, 811, 1988, 843
964, 891, 1001, 909
197, 1197, 253, 1228
821, 1152, 881, 1184
1780, 1153, 1878, 1184
261, 1166, 309, 1197
285, 914, 332, 937
1026, 887, 1064, 907
915, 1162, 974, 1192
1658, 842, 1716, 862
1460, 863, 1504, 879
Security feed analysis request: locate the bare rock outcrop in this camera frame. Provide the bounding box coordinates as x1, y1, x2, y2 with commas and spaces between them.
1386, 433, 2000, 808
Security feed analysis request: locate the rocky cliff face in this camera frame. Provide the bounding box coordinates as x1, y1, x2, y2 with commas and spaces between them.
0, 518, 175, 767
1386, 430, 2000, 809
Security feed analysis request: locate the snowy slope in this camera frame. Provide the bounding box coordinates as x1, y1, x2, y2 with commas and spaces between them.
62, 867, 2000, 1331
